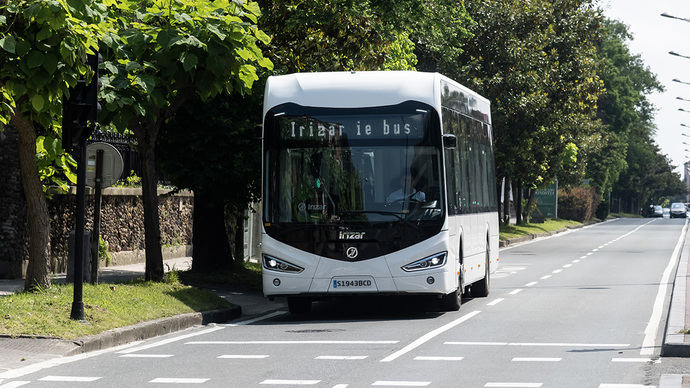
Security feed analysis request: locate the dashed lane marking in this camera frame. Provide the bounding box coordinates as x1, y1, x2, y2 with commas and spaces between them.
260, 380, 320, 385
540, 275, 551, 280
39, 376, 101, 382
188, 340, 398, 345
524, 282, 537, 287
487, 298, 504, 306
380, 311, 480, 362
0, 382, 31, 388
372, 382, 431, 387
445, 342, 630, 348
148, 378, 210, 384
552, 269, 563, 274
508, 289, 523, 295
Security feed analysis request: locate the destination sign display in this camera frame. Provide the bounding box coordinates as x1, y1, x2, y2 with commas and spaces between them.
277, 113, 427, 142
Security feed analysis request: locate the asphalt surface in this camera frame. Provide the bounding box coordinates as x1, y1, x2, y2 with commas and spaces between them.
1, 218, 690, 387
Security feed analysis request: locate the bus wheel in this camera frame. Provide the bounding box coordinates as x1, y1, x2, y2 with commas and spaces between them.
470, 247, 490, 298
287, 297, 312, 314
439, 287, 462, 311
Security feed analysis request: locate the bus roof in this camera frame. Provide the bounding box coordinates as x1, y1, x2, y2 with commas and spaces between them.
263, 71, 491, 123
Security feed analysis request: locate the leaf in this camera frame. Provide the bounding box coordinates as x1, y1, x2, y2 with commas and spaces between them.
104, 61, 119, 75
31, 94, 45, 112
126, 61, 142, 72
42, 53, 58, 75
0, 35, 16, 54
181, 52, 198, 72
254, 29, 271, 45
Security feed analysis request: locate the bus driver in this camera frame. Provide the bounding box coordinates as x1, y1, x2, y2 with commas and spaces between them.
386, 168, 426, 204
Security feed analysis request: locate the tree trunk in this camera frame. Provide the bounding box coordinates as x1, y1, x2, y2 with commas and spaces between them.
234, 210, 245, 266
11, 114, 51, 291
515, 180, 523, 225
503, 176, 511, 225
524, 188, 535, 222
191, 190, 232, 272
135, 126, 164, 281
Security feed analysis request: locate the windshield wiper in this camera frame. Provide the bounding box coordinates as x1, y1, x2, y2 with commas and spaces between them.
337, 209, 406, 221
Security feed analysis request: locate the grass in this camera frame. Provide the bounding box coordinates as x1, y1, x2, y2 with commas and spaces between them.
178, 261, 263, 292
499, 218, 582, 241
0, 279, 232, 340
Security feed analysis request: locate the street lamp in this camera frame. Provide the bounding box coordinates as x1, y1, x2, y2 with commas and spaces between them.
661, 12, 690, 23
673, 79, 690, 86
678, 97, 690, 103
682, 124, 690, 128
680, 108, 690, 113
670, 51, 690, 60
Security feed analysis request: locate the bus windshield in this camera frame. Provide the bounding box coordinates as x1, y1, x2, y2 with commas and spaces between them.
264, 104, 443, 226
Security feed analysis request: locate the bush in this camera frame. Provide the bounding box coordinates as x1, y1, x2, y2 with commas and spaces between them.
558, 186, 600, 222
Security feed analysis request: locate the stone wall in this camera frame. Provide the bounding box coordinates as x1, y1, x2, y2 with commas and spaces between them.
47, 187, 194, 273
0, 126, 28, 278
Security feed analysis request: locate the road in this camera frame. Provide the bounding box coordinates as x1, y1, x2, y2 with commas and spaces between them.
2, 218, 690, 388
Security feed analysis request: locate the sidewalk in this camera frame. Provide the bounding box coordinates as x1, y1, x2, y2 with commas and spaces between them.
0, 257, 282, 374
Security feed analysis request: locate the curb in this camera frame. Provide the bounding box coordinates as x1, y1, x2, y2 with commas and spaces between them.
498, 222, 589, 248
65, 306, 241, 356
662, 223, 689, 357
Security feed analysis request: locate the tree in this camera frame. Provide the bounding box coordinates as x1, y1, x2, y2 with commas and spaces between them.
100, 0, 273, 281
0, 0, 104, 290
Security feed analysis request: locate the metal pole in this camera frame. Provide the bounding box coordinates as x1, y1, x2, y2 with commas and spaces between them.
70, 136, 86, 320
90, 149, 104, 285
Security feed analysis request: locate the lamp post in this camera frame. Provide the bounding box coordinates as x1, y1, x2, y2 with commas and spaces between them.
680, 108, 690, 113
674, 79, 690, 86
661, 12, 690, 23
670, 51, 690, 60
678, 97, 690, 103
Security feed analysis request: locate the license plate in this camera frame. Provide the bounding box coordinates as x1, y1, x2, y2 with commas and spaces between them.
330, 276, 377, 292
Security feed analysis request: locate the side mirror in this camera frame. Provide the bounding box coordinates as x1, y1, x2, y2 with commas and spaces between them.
443, 134, 456, 149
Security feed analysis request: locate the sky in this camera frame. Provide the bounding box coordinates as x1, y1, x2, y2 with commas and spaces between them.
601, 0, 690, 177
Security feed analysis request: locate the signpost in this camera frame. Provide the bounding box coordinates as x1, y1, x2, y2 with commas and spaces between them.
530, 181, 558, 221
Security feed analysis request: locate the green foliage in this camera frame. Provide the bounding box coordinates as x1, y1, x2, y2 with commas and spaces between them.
35, 134, 77, 194
558, 186, 600, 222
113, 170, 142, 188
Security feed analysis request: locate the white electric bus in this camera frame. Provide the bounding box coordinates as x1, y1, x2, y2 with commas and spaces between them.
261, 71, 499, 313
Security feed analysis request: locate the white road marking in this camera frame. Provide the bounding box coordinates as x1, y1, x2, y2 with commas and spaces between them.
118, 326, 225, 354
332, 385, 349, 388
225, 311, 286, 326
593, 248, 599, 252
315, 356, 368, 360
0, 382, 31, 388
579, 256, 587, 259
611, 358, 657, 363
149, 378, 210, 384
524, 282, 538, 287
372, 382, 431, 387
563, 264, 572, 268
380, 311, 480, 362
445, 341, 630, 347
414, 356, 464, 361
188, 340, 398, 345
487, 298, 505, 306
640, 218, 688, 355
552, 269, 563, 274
511, 357, 561, 362
119, 354, 173, 358
39, 376, 101, 382
598, 245, 605, 249
218, 355, 270, 359
540, 275, 551, 280
586, 252, 594, 256
509, 289, 523, 295
572, 259, 581, 263
260, 380, 321, 385
0, 341, 142, 380
484, 383, 543, 388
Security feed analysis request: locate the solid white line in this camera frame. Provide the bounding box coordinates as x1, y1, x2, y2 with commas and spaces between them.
0, 382, 31, 388
188, 340, 398, 345
414, 356, 464, 361
119, 354, 173, 358
380, 311, 480, 362
487, 298, 505, 306
640, 218, 688, 355
509, 289, 523, 295
610, 358, 655, 363
485, 383, 543, 388
315, 356, 368, 360
218, 355, 270, 359
118, 326, 225, 354
540, 275, 551, 280
445, 342, 630, 347
149, 378, 210, 384
0, 341, 142, 380
39, 376, 101, 382
552, 269, 563, 274
524, 282, 538, 287
511, 357, 561, 362
260, 380, 321, 385
372, 382, 431, 387
225, 311, 286, 326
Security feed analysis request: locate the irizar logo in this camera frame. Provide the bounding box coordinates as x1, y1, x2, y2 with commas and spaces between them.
339, 231, 365, 240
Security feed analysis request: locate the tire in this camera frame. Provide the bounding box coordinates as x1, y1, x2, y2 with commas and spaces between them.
287, 297, 312, 314
470, 246, 490, 298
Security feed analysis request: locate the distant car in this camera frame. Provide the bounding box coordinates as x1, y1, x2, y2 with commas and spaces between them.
649, 205, 663, 217
670, 202, 687, 218
663, 207, 670, 217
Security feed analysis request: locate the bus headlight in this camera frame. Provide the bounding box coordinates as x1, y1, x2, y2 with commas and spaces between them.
402, 252, 447, 272
262, 254, 304, 273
